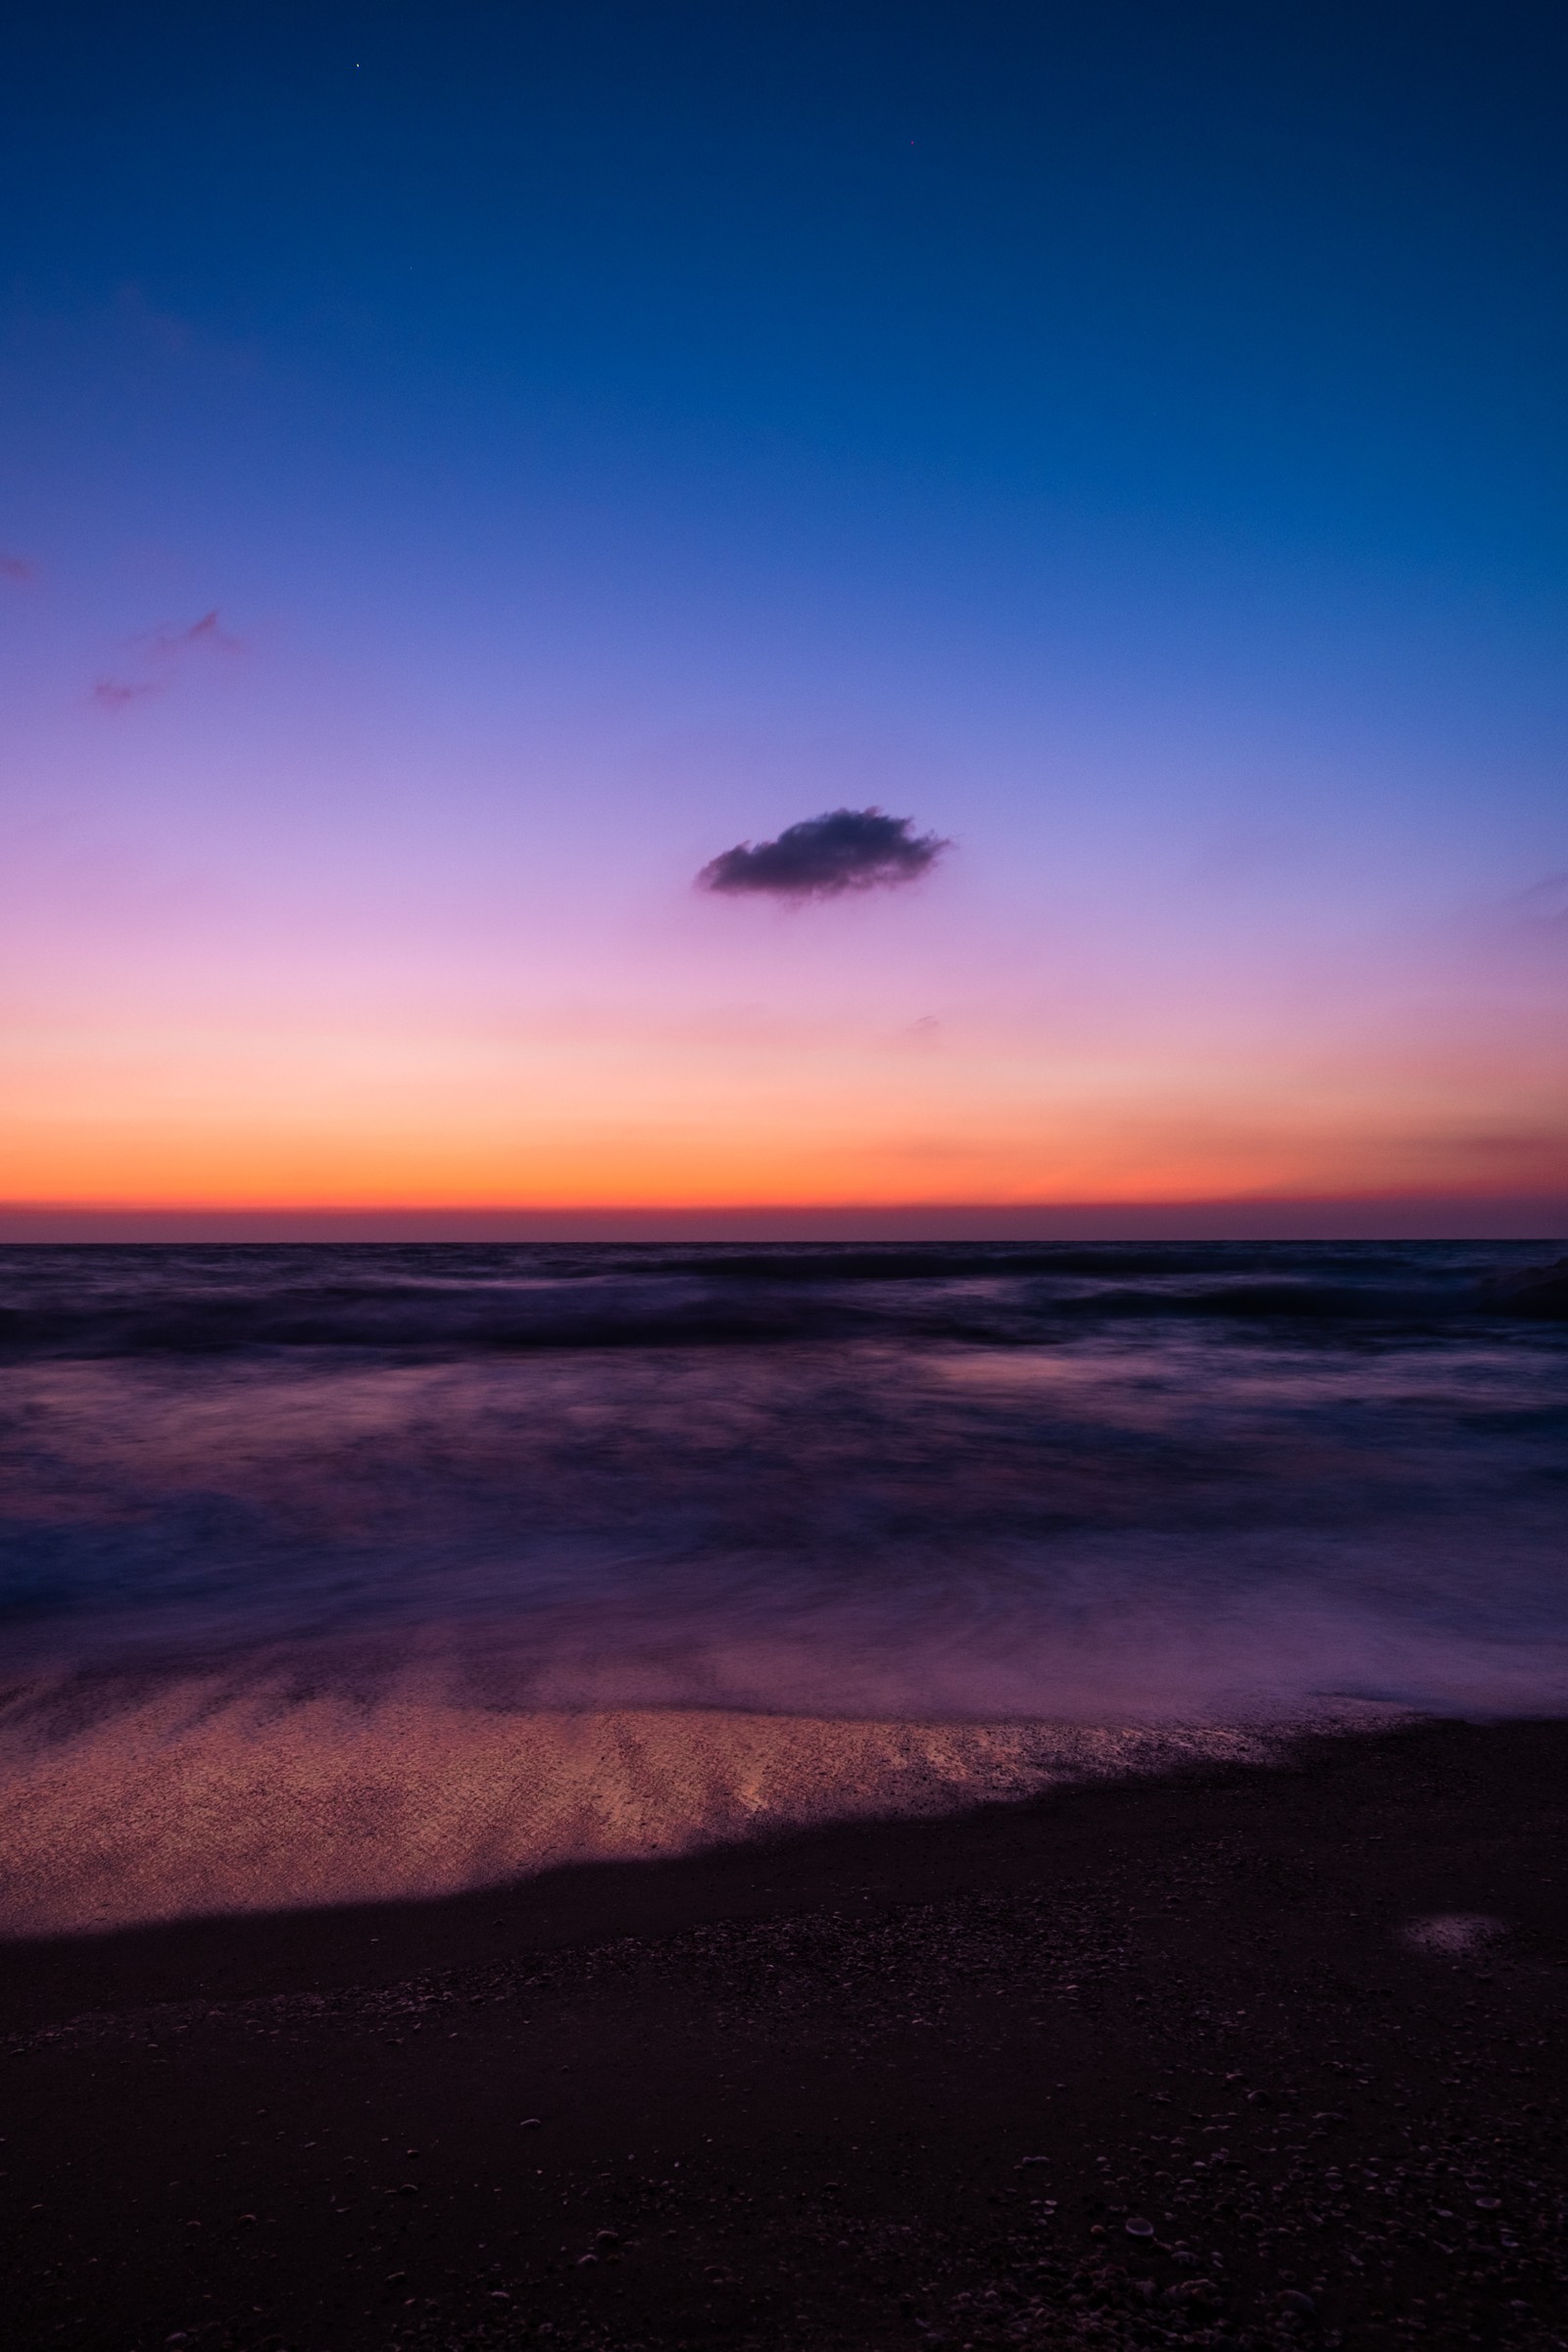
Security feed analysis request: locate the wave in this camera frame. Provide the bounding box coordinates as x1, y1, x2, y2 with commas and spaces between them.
1481, 1254, 1568, 1317
0, 1240, 1556, 1360
2, 1242, 1562, 1937
0, 1666, 1382, 1938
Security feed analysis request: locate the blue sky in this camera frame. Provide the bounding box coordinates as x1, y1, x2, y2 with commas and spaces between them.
2, 1, 1565, 1225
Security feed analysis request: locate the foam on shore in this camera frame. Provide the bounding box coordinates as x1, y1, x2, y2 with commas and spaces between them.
0, 1670, 1381, 1938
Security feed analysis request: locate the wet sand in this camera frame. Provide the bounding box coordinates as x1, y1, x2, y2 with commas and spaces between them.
4, 1718, 1567, 2351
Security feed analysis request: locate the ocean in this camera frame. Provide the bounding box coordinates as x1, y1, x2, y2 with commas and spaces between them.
2, 1239, 1564, 1935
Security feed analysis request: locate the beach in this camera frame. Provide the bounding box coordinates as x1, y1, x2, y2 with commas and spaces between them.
5, 1716, 1567, 2351
10, 5, 1568, 2341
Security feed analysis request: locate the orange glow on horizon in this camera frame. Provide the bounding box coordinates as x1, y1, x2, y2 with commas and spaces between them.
5, 1015, 1564, 1214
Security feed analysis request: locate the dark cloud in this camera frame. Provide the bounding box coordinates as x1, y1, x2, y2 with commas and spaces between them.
697, 807, 950, 901
0, 553, 34, 582
92, 608, 243, 710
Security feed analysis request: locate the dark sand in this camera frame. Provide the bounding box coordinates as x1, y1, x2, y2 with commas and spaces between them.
4, 1720, 1567, 2352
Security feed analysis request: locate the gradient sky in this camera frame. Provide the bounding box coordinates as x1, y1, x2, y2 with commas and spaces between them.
3, 1, 1566, 1228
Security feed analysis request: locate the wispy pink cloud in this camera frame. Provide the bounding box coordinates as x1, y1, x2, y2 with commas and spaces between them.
142, 609, 243, 660
1, 552, 34, 582
92, 608, 244, 711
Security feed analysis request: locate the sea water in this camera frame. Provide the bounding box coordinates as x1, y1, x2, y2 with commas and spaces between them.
2, 1241, 1564, 1933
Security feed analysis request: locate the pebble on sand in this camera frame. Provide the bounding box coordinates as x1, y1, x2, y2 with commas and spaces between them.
1404, 1913, 1506, 1958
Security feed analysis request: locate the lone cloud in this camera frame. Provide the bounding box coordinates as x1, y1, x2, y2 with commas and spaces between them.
698, 807, 950, 901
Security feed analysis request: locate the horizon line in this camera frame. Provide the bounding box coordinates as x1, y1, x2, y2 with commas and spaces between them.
1, 1195, 1564, 1244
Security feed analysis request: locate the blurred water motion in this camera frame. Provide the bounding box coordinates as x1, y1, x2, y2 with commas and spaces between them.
1, 1241, 1564, 1928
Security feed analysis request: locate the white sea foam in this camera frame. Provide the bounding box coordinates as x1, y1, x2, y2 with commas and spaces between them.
0, 1669, 1392, 1938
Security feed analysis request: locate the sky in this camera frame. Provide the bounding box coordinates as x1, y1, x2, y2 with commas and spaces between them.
2, 0, 1566, 1234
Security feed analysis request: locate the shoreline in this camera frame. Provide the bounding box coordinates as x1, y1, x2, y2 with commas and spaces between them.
4, 1716, 1568, 2349
0, 1684, 1375, 1939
